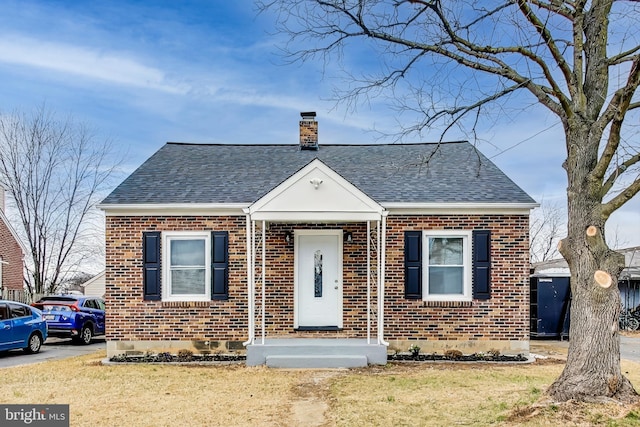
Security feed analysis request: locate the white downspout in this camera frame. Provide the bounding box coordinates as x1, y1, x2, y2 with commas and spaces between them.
378, 212, 389, 346
242, 210, 254, 346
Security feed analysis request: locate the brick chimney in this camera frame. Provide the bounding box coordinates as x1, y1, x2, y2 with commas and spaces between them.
0, 186, 4, 212
299, 112, 318, 150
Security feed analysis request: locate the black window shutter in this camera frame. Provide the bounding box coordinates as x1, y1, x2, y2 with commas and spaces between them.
143, 232, 161, 301
472, 230, 491, 300
211, 231, 229, 300
404, 231, 422, 299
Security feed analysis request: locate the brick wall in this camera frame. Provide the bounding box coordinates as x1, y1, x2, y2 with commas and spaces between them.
0, 217, 24, 290
105, 216, 248, 343
105, 213, 529, 353
383, 215, 530, 346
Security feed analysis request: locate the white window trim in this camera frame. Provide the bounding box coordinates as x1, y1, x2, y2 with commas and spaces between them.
162, 231, 211, 302
423, 230, 472, 302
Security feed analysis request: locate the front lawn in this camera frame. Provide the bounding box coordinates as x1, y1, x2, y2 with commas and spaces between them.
1, 351, 639, 426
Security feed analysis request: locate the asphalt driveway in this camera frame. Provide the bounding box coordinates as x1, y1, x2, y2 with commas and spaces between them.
0, 337, 106, 368
621, 335, 640, 363
530, 335, 640, 363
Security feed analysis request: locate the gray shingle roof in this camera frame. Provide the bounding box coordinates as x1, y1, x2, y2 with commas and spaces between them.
101, 142, 535, 205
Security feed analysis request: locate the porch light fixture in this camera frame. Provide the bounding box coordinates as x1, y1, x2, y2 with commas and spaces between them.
310, 177, 323, 189
344, 231, 353, 243
284, 231, 293, 243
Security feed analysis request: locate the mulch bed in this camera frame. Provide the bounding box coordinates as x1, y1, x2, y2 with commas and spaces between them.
109, 353, 246, 363
109, 352, 528, 364
388, 353, 529, 362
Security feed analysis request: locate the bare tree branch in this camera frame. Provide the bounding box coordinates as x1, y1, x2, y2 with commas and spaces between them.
528, 0, 576, 19
609, 45, 640, 65
0, 105, 120, 295
593, 56, 640, 182
601, 152, 640, 196
602, 176, 640, 217
516, 0, 574, 105
530, 199, 566, 263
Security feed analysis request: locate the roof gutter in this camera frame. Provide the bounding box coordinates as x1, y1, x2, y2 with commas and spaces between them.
98, 203, 248, 216
383, 202, 539, 215
98, 201, 539, 216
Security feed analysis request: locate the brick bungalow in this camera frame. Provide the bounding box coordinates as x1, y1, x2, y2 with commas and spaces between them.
0, 187, 26, 298
99, 113, 537, 367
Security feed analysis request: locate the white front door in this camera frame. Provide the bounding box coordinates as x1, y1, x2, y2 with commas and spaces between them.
295, 231, 342, 328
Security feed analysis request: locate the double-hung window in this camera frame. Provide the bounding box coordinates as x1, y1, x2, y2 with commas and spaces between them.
163, 232, 211, 301
424, 230, 472, 301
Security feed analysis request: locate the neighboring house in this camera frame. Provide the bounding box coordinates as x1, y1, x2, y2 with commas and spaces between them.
99, 112, 537, 367
81, 271, 106, 298
0, 186, 26, 300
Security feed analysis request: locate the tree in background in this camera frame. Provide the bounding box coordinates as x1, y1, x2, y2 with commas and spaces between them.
260, 0, 640, 402
0, 106, 118, 296
530, 200, 565, 263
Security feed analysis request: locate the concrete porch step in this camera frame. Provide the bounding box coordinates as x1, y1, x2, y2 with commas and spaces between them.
266, 354, 368, 368
246, 338, 388, 367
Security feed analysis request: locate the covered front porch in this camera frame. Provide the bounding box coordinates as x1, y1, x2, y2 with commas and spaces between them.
242, 159, 389, 367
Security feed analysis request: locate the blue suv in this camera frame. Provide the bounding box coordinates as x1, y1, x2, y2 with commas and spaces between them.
33, 295, 105, 345
0, 300, 48, 353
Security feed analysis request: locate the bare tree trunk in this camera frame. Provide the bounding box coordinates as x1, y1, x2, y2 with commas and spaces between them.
548, 126, 637, 402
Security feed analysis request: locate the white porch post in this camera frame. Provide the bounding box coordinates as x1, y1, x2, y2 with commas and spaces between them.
378, 212, 389, 346
367, 220, 371, 344
376, 220, 381, 345
242, 210, 254, 346
261, 221, 266, 344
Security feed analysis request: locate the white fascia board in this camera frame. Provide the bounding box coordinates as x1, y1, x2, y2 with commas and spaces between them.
249, 211, 383, 222
383, 202, 539, 215
98, 203, 248, 217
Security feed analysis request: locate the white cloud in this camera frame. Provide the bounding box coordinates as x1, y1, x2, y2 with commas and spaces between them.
0, 34, 189, 94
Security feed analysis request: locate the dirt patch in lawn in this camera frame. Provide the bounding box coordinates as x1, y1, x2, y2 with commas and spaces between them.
504, 399, 640, 426
290, 370, 344, 427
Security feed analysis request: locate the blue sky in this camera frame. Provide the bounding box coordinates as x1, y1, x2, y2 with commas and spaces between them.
0, 0, 638, 248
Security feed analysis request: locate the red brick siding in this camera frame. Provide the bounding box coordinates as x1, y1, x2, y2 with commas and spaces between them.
384, 215, 530, 342
0, 217, 24, 290
106, 216, 247, 341
105, 214, 529, 343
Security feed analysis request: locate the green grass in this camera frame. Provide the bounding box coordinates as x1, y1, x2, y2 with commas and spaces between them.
0, 352, 639, 426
